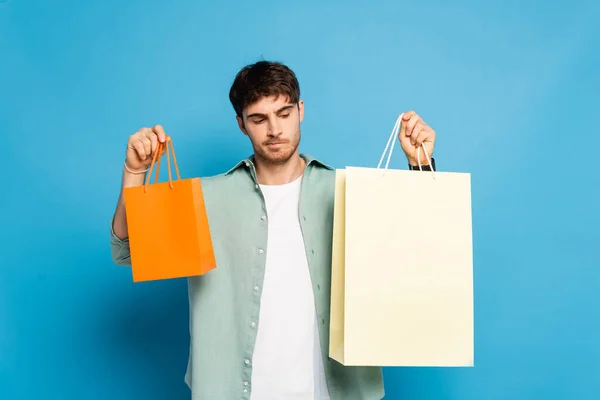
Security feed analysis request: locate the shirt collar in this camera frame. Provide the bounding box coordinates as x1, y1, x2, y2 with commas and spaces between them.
225, 153, 333, 175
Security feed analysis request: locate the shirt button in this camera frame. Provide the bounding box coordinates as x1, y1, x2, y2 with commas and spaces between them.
245, 359, 250, 365
260, 215, 266, 220
251, 322, 256, 328
255, 184, 259, 189
258, 248, 264, 254
243, 381, 249, 386
245, 162, 250, 167
243, 389, 248, 393
254, 286, 259, 291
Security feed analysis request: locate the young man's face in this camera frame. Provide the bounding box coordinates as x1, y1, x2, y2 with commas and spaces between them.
237, 95, 304, 165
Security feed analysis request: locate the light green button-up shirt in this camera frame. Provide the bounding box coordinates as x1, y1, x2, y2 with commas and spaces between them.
110, 154, 385, 400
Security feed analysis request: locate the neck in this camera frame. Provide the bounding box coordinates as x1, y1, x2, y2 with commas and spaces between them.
255, 152, 306, 186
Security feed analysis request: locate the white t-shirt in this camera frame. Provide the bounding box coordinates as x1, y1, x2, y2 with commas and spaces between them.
250, 174, 330, 400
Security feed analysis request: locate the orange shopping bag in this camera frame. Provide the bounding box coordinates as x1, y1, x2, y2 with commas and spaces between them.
123, 138, 216, 282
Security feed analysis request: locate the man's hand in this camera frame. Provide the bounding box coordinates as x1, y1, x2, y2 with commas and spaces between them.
398, 111, 436, 166
125, 125, 169, 172
113, 124, 169, 240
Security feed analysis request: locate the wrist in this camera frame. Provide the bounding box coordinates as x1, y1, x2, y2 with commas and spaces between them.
122, 164, 148, 189
124, 161, 149, 174
408, 157, 436, 171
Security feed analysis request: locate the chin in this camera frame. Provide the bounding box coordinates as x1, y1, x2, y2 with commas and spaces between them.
259, 145, 297, 165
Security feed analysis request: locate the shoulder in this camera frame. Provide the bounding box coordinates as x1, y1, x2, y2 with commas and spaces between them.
198, 172, 243, 194
303, 155, 337, 197
303, 154, 335, 174
197, 158, 253, 197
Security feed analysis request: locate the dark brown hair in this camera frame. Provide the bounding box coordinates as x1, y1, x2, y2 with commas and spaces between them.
229, 61, 300, 118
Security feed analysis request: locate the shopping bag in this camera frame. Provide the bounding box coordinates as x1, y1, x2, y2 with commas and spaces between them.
330, 114, 474, 367
123, 138, 216, 282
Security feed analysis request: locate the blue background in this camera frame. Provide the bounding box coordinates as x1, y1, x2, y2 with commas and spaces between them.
1, 0, 599, 399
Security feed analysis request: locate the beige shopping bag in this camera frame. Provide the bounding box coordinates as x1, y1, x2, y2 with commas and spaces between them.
330, 114, 474, 367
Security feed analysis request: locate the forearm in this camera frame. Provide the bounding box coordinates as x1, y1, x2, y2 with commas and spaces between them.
112, 168, 146, 240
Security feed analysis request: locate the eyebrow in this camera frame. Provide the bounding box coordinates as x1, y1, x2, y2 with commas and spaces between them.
246, 105, 295, 119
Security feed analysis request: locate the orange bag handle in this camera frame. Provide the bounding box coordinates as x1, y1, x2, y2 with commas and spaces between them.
144, 138, 181, 193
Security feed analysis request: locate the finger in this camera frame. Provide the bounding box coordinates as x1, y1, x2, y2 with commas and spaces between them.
402, 110, 416, 122
406, 115, 422, 138
140, 128, 160, 155
141, 127, 155, 142
148, 133, 159, 154
152, 124, 167, 143
415, 129, 432, 147
142, 137, 152, 158
422, 128, 435, 145
132, 139, 147, 160
411, 125, 425, 146
127, 133, 140, 150
399, 118, 407, 141
408, 120, 425, 142
415, 124, 433, 146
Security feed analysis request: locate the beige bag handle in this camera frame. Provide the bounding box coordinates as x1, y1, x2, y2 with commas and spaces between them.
377, 113, 435, 179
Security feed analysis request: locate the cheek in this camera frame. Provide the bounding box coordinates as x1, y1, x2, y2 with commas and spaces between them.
246, 125, 266, 141
283, 116, 299, 133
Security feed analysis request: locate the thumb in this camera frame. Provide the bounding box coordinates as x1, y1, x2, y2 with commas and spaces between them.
398, 119, 410, 145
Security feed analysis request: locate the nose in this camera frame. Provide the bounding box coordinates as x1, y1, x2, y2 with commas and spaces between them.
267, 116, 283, 137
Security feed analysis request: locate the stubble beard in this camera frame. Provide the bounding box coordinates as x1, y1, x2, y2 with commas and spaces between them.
255, 126, 301, 166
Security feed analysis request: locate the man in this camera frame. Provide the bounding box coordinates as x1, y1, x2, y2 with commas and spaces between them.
110, 61, 437, 399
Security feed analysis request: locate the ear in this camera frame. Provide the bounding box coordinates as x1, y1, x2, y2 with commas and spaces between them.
297, 100, 305, 123
236, 115, 248, 136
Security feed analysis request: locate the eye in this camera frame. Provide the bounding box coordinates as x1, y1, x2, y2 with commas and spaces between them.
280, 113, 290, 118
253, 118, 265, 124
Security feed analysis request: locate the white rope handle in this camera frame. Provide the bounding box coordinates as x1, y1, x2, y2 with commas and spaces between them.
377, 113, 402, 170
377, 113, 436, 179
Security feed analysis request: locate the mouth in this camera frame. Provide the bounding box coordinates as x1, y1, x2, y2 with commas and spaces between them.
265, 141, 287, 147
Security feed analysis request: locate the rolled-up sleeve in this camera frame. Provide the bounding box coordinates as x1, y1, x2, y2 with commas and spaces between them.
110, 217, 132, 266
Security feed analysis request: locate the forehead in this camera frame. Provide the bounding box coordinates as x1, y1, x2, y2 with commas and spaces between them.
244, 95, 293, 116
